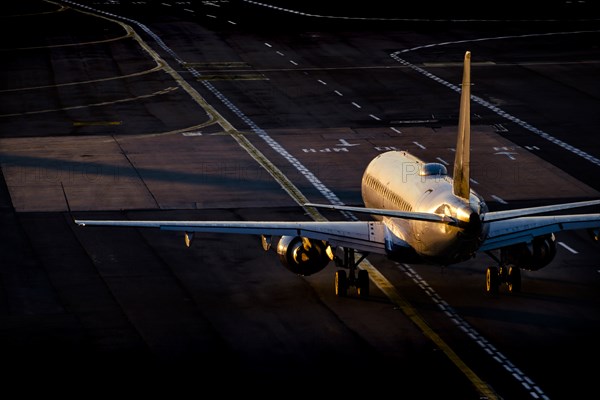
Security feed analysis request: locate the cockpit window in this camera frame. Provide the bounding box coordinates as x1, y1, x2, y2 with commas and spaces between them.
419, 162, 448, 176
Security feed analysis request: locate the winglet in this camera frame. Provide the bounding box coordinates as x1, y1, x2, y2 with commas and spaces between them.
453, 51, 471, 200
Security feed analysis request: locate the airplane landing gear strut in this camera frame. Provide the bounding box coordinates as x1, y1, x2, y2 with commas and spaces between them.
334, 247, 370, 297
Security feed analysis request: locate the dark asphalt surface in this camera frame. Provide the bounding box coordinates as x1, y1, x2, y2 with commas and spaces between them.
1, 1, 600, 398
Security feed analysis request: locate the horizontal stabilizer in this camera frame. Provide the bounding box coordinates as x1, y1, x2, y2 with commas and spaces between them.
480, 213, 600, 251
305, 203, 456, 224
482, 199, 600, 222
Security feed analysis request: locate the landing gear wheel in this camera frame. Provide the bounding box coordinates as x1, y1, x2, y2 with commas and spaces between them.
335, 270, 348, 297
507, 265, 521, 293
486, 266, 499, 294
357, 269, 370, 297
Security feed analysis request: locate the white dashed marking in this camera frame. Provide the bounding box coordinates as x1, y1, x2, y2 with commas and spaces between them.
558, 242, 578, 254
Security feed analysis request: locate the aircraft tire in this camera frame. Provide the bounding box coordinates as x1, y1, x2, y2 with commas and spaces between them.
357, 269, 370, 297
507, 265, 521, 293
335, 270, 348, 297
486, 266, 499, 295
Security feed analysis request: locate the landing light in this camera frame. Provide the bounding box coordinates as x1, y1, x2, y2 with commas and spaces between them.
185, 232, 194, 248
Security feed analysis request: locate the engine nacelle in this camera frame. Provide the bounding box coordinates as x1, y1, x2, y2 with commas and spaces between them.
501, 234, 557, 271
277, 236, 333, 276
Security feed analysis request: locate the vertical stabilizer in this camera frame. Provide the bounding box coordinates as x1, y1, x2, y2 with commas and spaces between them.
453, 51, 471, 200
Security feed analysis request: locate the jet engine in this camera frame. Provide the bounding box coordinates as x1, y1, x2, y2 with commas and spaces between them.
277, 236, 333, 276
500, 234, 557, 271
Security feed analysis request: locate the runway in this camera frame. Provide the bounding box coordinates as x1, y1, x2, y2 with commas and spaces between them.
1, 1, 600, 397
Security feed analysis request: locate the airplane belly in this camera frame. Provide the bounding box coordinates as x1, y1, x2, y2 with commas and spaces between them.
382, 219, 422, 263
414, 220, 445, 252
381, 219, 470, 265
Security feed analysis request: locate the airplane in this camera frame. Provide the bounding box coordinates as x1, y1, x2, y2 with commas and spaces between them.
74, 51, 600, 296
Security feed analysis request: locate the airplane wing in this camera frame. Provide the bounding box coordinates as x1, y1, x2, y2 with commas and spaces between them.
74, 219, 388, 254
479, 214, 600, 251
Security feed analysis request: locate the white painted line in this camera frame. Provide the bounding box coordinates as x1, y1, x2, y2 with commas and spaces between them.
206, 14, 217, 18
337, 139, 359, 147
495, 151, 517, 160
533, 386, 545, 395
317, 79, 327, 85
391, 51, 600, 169
512, 372, 523, 381
334, 90, 343, 96
184, 8, 194, 13
109, 11, 501, 398
436, 157, 449, 165
470, 178, 479, 185
264, 42, 272, 47
182, 131, 202, 136
558, 241, 578, 254
493, 123, 508, 132
491, 195, 508, 204
413, 141, 426, 149
161, 3, 171, 6
289, 60, 298, 66
276, 51, 285, 56
399, 264, 540, 399
390, 127, 401, 134
369, 114, 381, 121
228, 20, 237, 25
351, 102, 361, 109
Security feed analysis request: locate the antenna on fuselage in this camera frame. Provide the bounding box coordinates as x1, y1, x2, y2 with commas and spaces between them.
452, 51, 471, 200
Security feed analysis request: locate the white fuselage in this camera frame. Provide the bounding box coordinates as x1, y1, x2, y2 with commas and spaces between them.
361, 151, 489, 265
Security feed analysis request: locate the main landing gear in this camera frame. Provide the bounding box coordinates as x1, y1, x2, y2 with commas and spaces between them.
485, 264, 521, 294
484, 250, 522, 294
334, 247, 370, 297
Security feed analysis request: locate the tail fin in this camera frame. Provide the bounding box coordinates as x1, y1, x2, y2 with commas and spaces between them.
453, 51, 471, 200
